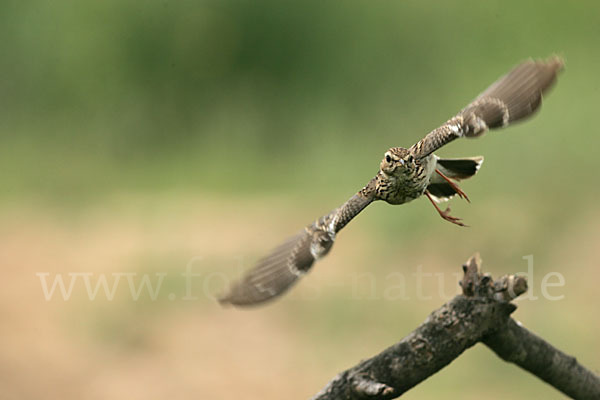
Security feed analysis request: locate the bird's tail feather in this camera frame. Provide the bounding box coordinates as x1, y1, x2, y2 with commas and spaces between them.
427, 156, 483, 201
436, 156, 484, 180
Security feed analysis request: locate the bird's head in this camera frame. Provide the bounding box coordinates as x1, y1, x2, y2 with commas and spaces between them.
380, 147, 415, 176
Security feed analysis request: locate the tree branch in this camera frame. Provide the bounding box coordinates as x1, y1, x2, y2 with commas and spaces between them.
484, 319, 600, 399
312, 253, 600, 400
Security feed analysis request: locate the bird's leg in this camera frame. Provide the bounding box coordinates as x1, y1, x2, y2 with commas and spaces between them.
435, 169, 470, 203
425, 190, 467, 227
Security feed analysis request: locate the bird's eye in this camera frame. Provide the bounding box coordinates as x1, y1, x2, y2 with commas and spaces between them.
385, 154, 391, 163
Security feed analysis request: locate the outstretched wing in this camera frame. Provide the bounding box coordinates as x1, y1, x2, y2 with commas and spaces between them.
410, 56, 563, 159
218, 180, 376, 307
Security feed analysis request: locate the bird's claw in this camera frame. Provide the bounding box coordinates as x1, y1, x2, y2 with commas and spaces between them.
454, 187, 470, 203
440, 206, 468, 227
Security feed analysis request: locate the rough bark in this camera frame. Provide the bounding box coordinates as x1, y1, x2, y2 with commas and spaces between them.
312, 254, 600, 400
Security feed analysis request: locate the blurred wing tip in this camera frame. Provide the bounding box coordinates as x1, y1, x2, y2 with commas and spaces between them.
217, 289, 278, 308
543, 54, 565, 70
538, 55, 565, 97
533, 55, 565, 88
522, 54, 564, 69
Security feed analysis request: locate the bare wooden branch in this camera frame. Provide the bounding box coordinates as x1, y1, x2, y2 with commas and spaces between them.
484, 319, 600, 399
312, 254, 600, 400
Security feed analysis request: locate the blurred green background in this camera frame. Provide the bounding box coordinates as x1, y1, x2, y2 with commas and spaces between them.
1, 0, 599, 399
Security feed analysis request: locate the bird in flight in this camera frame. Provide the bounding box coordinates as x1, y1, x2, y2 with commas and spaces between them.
219, 57, 563, 307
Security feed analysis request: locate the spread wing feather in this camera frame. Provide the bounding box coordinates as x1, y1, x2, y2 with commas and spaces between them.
219, 182, 375, 307
410, 57, 563, 159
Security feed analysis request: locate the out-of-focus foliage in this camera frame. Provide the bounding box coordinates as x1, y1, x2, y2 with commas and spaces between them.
2, 0, 599, 202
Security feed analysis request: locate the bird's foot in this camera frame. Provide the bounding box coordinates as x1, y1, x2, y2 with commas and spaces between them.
452, 185, 470, 203
425, 190, 468, 227
438, 205, 467, 227
435, 169, 470, 203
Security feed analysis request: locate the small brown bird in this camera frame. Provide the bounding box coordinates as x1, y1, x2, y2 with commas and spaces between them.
219, 57, 563, 307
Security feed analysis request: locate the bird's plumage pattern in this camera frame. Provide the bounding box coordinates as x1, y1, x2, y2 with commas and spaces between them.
219, 57, 563, 307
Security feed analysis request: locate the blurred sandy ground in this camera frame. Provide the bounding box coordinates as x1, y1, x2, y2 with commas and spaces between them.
1, 193, 598, 400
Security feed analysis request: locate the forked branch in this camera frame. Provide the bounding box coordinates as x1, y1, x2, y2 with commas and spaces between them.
312, 254, 600, 400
